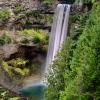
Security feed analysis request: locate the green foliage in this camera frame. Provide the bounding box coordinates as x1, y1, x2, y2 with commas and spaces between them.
76, 0, 97, 3
0, 8, 10, 22
69, 12, 90, 40
60, 2, 100, 100
45, 2, 100, 100
0, 33, 12, 45
20, 37, 30, 44
42, 0, 54, 5
19, 29, 49, 45
45, 8, 89, 100
0, 86, 20, 100
13, 4, 24, 15
2, 58, 29, 77
45, 37, 74, 100
14, 9, 53, 30
8, 97, 20, 100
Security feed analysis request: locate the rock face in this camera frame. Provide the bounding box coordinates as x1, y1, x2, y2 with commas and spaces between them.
7, 44, 47, 66
0, 44, 47, 93
0, 0, 40, 10
0, 68, 21, 93
0, 0, 56, 30
0, 44, 46, 63
0, 0, 78, 30
0, 0, 57, 11
0, 44, 18, 59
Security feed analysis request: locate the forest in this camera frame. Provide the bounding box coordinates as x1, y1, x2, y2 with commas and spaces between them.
0, 0, 100, 100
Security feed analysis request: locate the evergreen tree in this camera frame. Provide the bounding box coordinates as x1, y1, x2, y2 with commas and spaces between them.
60, 2, 100, 100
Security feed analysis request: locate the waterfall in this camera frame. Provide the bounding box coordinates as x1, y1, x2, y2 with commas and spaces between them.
20, 4, 71, 100
45, 4, 70, 72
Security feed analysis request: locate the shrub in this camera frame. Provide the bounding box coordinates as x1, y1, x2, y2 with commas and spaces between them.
20, 37, 30, 44
75, 0, 96, 3
0, 33, 12, 45
19, 29, 49, 45
13, 4, 24, 15
2, 58, 29, 78
0, 8, 10, 22
42, 0, 54, 5
32, 30, 49, 45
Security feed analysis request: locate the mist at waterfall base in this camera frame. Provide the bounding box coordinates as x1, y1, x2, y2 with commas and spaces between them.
20, 4, 70, 100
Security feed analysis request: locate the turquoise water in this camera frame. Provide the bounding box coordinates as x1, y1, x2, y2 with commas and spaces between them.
20, 84, 46, 100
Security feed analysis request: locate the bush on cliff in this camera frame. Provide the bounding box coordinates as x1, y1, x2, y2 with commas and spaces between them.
0, 8, 10, 22
0, 33, 12, 45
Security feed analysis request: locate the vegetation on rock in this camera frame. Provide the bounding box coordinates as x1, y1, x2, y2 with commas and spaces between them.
2, 58, 29, 78
0, 0, 100, 99
0, 8, 10, 22
0, 29, 48, 50
76, 0, 97, 3
18, 29, 48, 45
0, 33, 12, 45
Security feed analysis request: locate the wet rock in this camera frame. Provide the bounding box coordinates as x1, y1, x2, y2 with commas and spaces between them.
0, 44, 18, 60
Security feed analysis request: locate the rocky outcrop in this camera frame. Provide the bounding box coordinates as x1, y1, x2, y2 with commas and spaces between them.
1, 0, 81, 30
0, 44, 18, 60
0, 0, 40, 10
0, 0, 55, 30
0, 44, 46, 62
0, 0, 57, 11
0, 44, 47, 93
0, 67, 22, 93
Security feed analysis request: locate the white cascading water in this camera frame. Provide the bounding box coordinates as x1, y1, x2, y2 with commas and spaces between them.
45, 4, 70, 73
